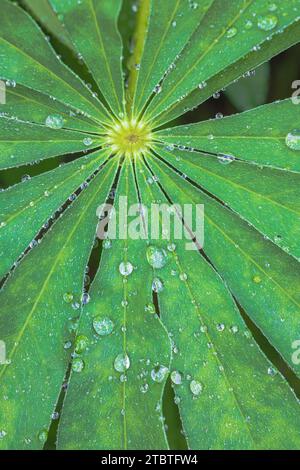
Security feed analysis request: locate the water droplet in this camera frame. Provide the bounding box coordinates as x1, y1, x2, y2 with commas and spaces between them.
119, 261, 134, 276
151, 365, 168, 383
216, 323, 225, 332
200, 325, 207, 333
93, 317, 114, 336
72, 357, 85, 373
170, 370, 182, 385
218, 154, 235, 164
74, 335, 88, 354
83, 137, 93, 146
81, 292, 90, 305
145, 303, 156, 314
0, 430, 7, 439
253, 275, 262, 284
198, 81, 207, 90
167, 242, 176, 252
152, 277, 164, 293
230, 325, 239, 334
63, 292, 74, 303
103, 238, 112, 249
190, 380, 203, 397
38, 429, 48, 443
154, 84, 162, 94
68, 316, 79, 333
267, 366, 277, 377
245, 19, 253, 29
64, 340, 72, 350
146, 246, 168, 269
179, 272, 188, 281
285, 129, 300, 151
45, 114, 64, 129
114, 353, 130, 373
226, 27, 237, 38
140, 383, 149, 393
257, 14, 278, 31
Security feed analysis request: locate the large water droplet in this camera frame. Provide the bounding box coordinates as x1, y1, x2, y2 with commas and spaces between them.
45, 114, 64, 129
146, 246, 168, 269
119, 261, 134, 276
114, 353, 130, 372
93, 317, 114, 336
285, 129, 300, 151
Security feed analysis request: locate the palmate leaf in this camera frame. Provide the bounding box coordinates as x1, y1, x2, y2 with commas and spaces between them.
0, 0, 300, 451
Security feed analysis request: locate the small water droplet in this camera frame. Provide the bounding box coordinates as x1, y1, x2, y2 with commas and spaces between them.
63, 292, 74, 303
151, 365, 168, 383
267, 366, 277, 377
285, 129, 300, 151
72, 357, 85, 373
170, 370, 182, 385
38, 429, 48, 443
253, 275, 262, 284
83, 137, 93, 146
190, 380, 203, 397
140, 383, 149, 393
257, 14, 278, 31
152, 277, 164, 293
226, 27, 237, 38
74, 335, 88, 354
216, 323, 225, 332
114, 353, 130, 373
93, 317, 114, 336
119, 261, 134, 276
146, 246, 168, 269
230, 325, 239, 334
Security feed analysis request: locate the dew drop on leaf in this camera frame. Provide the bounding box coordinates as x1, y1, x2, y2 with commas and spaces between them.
93, 316, 114, 336
140, 383, 149, 393
38, 429, 48, 443
119, 261, 134, 276
45, 114, 64, 129
170, 370, 182, 385
146, 246, 168, 269
83, 137, 93, 146
152, 277, 164, 293
72, 357, 85, 373
151, 365, 169, 383
114, 353, 131, 373
257, 14, 278, 31
63, 292, 74, 303
190, 380, 203, 396
267, 366, 278, 377
285, 129, 300, 151
226, 27, 238, 38
74, 335, 89, 354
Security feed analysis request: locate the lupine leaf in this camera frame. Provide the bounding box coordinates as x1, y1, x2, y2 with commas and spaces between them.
0, 150, 110, 278
58, 160, 171, 450
145, 0, 300, 123
156, 100, 300, 172
0, 159, 118, 450
49, 0, 125, 118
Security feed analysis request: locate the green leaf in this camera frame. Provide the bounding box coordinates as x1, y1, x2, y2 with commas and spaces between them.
156, 100, 300, 173
133, 155, 300, 450
132, 0, 213, 116
0, 117, 103, 170
144, 0, 300, 123
49, 0, 125, 118
4, 84, 101, 133
57, 159, 171, 450
147, 155, 300, 378
152, 145, 300, 260
0, 150, 110, 279
0, 158, 118, 450
225, 62, 270, 111
0, 0, 111, 124
20, 0, 74, 51
155, 19, 300, 126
